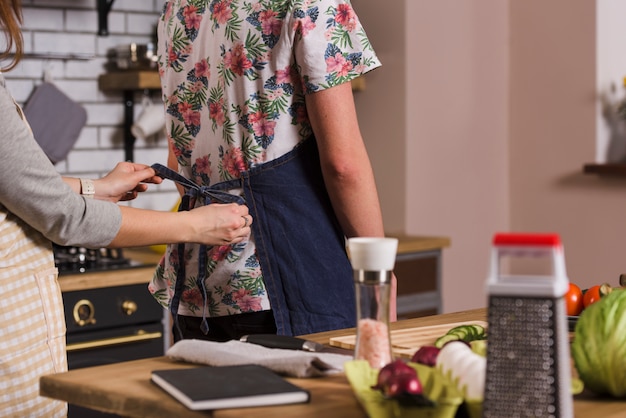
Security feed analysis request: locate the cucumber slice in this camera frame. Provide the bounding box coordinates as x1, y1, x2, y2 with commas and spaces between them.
449, 325, 477, 340
447, 329, 469, 340
435, 333, 460, 348
442, 324, 487, 343
467, 324, 486, 339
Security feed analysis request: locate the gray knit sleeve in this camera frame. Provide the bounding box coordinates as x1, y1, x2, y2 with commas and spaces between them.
0, 75, 122, 247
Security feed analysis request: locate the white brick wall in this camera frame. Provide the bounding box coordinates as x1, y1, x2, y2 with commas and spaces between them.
4, 0, 174, 211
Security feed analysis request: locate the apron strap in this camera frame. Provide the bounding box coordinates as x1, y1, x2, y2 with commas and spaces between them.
152, 163, 245, 205
151, 163, 244, 338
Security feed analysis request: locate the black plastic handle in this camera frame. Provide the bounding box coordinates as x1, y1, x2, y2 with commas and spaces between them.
241, 334, 307, 351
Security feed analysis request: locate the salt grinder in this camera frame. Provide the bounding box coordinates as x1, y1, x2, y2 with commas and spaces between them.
347, 237, 398, 369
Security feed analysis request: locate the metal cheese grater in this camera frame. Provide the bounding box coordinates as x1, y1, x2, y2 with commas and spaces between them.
483, 233, 573, 418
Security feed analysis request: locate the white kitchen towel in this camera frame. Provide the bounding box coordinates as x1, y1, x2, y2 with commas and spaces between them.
166, 339, 352, 378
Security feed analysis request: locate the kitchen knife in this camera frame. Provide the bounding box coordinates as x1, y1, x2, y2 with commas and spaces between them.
240, 334, 352, 355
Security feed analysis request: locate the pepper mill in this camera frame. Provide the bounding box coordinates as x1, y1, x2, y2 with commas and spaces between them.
347, 237, 398, 369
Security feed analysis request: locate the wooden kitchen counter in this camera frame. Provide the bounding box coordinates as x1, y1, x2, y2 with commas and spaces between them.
57, 247, 162, 292
39, 308, 625, 417
389, 234, 450, 254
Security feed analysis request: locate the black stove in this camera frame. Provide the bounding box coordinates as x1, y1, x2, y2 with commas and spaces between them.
53, 244, 148, 275
54, 244, 164, 418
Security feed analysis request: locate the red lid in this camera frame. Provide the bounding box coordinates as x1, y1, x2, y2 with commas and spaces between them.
493, 233, 561, 247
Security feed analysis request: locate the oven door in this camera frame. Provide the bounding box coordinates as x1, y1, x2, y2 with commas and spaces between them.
65, 323, 164, 417
62, 283, 165, 417
66, 322, 164, 369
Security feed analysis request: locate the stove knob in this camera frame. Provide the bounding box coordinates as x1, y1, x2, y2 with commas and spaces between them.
72, 299, 96, 327
121, 300, 138, 316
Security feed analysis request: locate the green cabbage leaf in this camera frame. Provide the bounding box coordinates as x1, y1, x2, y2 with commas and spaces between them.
571, 289, 626, 397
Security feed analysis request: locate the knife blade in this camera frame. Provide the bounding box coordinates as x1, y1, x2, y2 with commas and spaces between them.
240, 334, 352, 355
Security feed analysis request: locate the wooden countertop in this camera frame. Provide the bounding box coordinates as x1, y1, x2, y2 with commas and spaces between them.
57, 248, 161, 293
39, 308, 624, 418
388, 234, 450, 254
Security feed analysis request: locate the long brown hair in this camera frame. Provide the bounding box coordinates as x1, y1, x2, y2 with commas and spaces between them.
0, 0, 23, 72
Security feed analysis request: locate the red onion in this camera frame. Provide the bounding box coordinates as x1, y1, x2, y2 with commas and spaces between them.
411, 346, 441, 367
372, 359, 423, 398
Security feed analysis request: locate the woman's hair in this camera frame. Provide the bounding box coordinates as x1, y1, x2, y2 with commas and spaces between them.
0, 0, 23, 72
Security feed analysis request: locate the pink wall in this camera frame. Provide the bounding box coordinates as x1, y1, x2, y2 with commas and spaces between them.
352, 0, 407, 233
356, 0, 623, 313
354, 1, 510, 312
509, 1, 626, 292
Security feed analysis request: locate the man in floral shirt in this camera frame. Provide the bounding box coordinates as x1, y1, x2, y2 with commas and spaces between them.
151, 0, 393, 340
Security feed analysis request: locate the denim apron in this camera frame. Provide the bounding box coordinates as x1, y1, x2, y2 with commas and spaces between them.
152, 138, 356, 337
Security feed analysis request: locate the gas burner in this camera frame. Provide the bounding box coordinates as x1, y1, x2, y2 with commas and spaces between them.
53, 245, 149, 275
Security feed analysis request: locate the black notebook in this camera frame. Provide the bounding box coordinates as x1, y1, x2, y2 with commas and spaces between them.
151, 364, 310, 410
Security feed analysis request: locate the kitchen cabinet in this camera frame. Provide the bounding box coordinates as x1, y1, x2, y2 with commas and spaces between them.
389, 234, 450, 319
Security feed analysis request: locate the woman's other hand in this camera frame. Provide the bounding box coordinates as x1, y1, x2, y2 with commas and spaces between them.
95, 162, 163, 202
185, 203, 252, 246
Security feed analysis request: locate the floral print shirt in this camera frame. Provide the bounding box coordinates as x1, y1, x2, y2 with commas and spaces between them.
150, 0, 380, 317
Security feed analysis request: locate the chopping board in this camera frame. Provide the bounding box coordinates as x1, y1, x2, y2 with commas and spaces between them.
329, 320, 488, 359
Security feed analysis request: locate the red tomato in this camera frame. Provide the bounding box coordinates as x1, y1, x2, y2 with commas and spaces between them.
565, 283, 584, 316
583, 285, 602, 308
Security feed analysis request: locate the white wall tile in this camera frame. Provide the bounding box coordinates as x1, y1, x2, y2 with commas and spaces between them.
65, 58, 108, 80
4, 79, 36, 103
74, 126, 99, 149
66, 148, 128, 172
99, 126, 124, 148
65, 10, 99, 33
126, 13, 159, 36
133, 131, 167, 148
31, 0, 96, 9
33, 32, 96, 55
10, 60, 45, 79
21, 32, 33, 54
84, 103, 124, 125
133, 191, 180, 211
22, 8, 64, 31
104, 12, 127, 35
133, 147, 168, 166
114, 0, 155, 13
54, 79, 100, 102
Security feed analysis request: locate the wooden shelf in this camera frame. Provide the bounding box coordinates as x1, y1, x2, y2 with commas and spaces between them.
98, 71, 161, 91
583, 163, 626, 177
98, 71, 365, 92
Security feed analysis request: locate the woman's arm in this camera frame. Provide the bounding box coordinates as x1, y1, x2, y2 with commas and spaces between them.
109, 203, 251, 248
305, 81, 397, 320
63, 163, 251, 248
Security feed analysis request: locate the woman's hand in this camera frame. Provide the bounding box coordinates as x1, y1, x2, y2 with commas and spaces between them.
95, 162, 163, 202
185, 203, 253, 246
111, 202, 252, 248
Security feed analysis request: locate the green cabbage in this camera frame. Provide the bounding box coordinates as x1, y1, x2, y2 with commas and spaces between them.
571, 289, 626, 397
